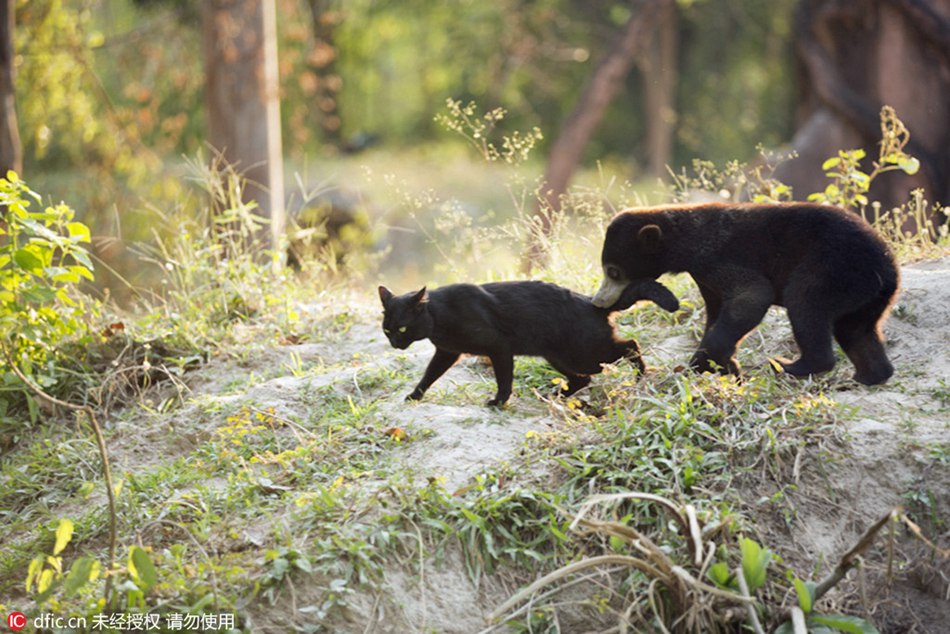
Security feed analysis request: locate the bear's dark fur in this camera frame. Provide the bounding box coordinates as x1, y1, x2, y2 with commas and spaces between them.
591, 202, 899, 385
379, 279, 679, 406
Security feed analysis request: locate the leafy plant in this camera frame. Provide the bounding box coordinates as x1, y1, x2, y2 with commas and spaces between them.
807, 106, 919, 211
0, 172, 96, 424
24, 516, 162, 620
668, 147, 795, 203
133, 156, 302, 353
775, 573, 879, 634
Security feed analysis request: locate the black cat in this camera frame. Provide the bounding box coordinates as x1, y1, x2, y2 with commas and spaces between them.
378, 279, 679, 406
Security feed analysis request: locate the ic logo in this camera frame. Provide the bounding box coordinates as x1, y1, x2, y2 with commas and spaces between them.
6, 612, 26, 631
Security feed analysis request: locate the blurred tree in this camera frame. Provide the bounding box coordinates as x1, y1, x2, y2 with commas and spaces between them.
776, 0, 950, 218
201, 0, 285, 250
305, 0, 342, 145
527, 0, 673, 269
0, 0, 20, 176
639, 0, 677, 178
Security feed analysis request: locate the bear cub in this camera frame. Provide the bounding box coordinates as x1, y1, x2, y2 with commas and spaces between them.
592, 202, 899, 385
379, 279, 680, 406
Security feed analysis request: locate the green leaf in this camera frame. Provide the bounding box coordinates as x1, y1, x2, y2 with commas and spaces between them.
271, 557, 290, 578
848, 170, 870, 185
34, 573, 62, 604
294, 556, 313, 573
19, 217, 59, 241
54, 519, 74, 555
64, 557, 100, 597
821, 157, 841, 170
898, 156, 920, 175
706, 561, 733, 589
26, 556, 44, 592
811, 613, 880, 634
14, 248, 43, 271
70, 265, 95, 281
21, 286, 58, 304
190, 592, 214, 611
129, 545, 159, 591
46, 267, 80, 283
66, 222, 91, 243
38, 567, 55, 593
739, 537, 770, 593
71, 249, 94, 270
792, 576, 815, 613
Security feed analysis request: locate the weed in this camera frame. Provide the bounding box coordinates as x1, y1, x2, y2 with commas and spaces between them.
435, 98, 543, 165
808, 106, 919, 211
667, 145, 795, 203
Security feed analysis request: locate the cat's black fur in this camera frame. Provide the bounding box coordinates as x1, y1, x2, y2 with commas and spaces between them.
378, 279, 679, 406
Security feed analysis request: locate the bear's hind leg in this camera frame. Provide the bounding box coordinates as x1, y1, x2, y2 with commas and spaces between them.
780, 306, 837, 378
833, 303, 893, 385
690, 287, 772, 377
697, 282, 722, 335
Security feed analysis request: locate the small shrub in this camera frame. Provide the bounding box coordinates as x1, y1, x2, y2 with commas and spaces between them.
0, 172, 97, 426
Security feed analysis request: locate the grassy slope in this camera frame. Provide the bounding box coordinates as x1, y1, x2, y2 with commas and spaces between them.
2, 257, 948, 632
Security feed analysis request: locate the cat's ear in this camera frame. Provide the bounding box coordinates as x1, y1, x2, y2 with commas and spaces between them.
378, 285, 394, 307
410, 287, 428, 305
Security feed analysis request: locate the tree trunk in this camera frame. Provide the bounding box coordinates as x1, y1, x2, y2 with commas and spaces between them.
641, 1, 678, 179
776, 0, 950, 223
306, 0, 342, 145
0, 0, 21, 177
202, 0, 285, 251
526, 0, 672, 270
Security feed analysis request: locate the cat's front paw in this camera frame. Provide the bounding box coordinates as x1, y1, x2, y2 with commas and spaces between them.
485, 396, 509, 407
406, 390, 425, 401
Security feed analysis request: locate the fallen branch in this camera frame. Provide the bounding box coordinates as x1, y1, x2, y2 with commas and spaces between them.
488, 554, 666, 623
813, 508, 897, 602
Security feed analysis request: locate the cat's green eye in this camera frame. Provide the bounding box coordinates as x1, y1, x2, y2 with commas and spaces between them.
384, 328, 390, 334
398, 326, 408, 333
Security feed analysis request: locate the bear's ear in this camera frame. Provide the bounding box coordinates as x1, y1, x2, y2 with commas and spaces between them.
378, 285, 394, 307
410, 287, 428, 306
637, 224, 663, 252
